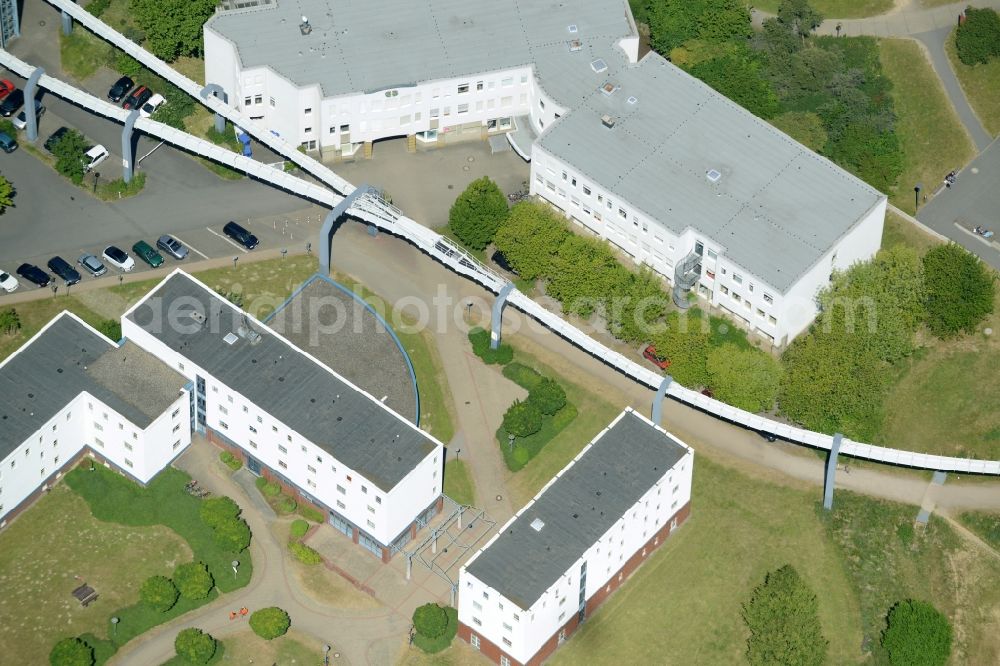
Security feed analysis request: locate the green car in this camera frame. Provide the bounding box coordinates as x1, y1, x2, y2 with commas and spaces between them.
132, 240, 164, 268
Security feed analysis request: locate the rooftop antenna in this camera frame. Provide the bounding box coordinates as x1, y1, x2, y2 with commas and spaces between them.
300, 15, 312, 35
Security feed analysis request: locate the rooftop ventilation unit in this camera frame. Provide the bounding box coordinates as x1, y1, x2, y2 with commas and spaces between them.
223, 332, 239, 346
189, 310, 206, 325
706, 168, 722, 183
600, 82, 619, 96
530, 517, 545, 532
568, 39, 583, 52
299, 16, 312, 35
601, 114, 616, 129
236, 315, 263, 346
590, 58, 608, 73
568, 24, 578, 33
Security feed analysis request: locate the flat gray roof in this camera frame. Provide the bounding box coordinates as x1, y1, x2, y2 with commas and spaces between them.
126, 273, 438, 492
0, 315, 186, 461
464, 410, 689, 610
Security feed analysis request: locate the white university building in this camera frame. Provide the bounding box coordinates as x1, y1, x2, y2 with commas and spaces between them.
203, 0, 886, 345
0, 270, 445, 561
457, 408, 694, 665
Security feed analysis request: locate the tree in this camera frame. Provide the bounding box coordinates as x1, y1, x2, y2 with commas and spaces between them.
199, 495, 241, 529
688, 46, 781, 119
770, 111, 828, 151
493, 201, 570, 279
96, 319, 121, 342
212, 517, 252, 553
707, 344, 783, 413
249, 607, 291, 640
743, 565, 827, 666
650, 312, 711, 388
413, 603, 449, 639
502, 400, 543, 438
0, 173, 14, 213
881, 600, 952, 666
131, 0, 218, 61
645, 0, 752, 54
174, 628, 217, 665
922, 243, 995, 338
528, 378, 567, 416
49, 637, 94, 666
140, 575, 179, 613
955, 8, 1000, 65
173, 561, 214, 600
448, 176, 509, 251
50, 129, 88, 185
0, 308, 21, 335
777, 0, 824, 38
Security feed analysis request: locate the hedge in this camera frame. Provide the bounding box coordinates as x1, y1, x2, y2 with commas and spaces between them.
290, 519, 309, 539
297, 504, 324, 523
289, 541, 323, 565
468, 327, 514, 365
254, 476, 282, 497
501, 362, 544, 390
219, 451, 242, 471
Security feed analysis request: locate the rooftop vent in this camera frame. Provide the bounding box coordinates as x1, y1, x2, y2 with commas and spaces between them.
706, 168, 722, 183
299, 15, 312, 35
568, 39, 583, 52
189, 311, 206, 325
600, 82, 619, 96
530, 518, 545, 532
590, 58, 608, 73
223, 332, 239, 346
601, 114, 616, 129
627, 95, 638, 105
568, 24, 578, 33
236, 315, 262, 346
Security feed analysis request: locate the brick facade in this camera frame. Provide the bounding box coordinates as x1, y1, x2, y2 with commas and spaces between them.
459, 501, 692, 666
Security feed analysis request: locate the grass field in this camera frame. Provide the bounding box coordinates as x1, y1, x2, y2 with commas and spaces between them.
946, 30, 1000, 138
59, 30, 112, 81
959, 512, 1000, 550
879, 38, 976, 214
881, 210, 944, 254
751, 0, 892, 18
216, 630, 325, 664
443, 459, 476, 506
0, 297, 113, 362
0, 485, 190, 666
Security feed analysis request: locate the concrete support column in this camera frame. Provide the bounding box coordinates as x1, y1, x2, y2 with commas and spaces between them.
24, 67, 44, 143
121, 109, 140, 184
457, 507, 463, 530
368, 223, 378, 237
651, 375, 673, 426
318, 184, 371, 274
61, 11, 73, 36
405, 554, 412, 581
490, 282, 517, 350
431, 529, 438, 554
823, 433, 843, 511
199, 84, 228, 134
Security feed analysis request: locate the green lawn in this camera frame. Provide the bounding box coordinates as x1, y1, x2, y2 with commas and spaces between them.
443, 459, 476, 506
0, 485, 190, 666
497, 403, 578, 472
959, 512, 1000, 550
59, 30, 112, 81
0, 297, 114, 362
881, 210, 944, 254
879, 38, 976, 214
751, 0, 892, 18
946, 30, 1000, 138
161, 629, 324, 665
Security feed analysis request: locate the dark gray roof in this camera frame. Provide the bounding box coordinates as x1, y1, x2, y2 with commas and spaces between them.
465, 410, 688, 610
0, 315, 186, 460
126, 273, 438, 492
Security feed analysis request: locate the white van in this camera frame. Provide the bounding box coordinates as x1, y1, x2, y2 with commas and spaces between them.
83, 144, 109, 172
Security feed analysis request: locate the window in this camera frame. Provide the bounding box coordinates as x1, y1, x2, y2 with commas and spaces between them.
720, 285, 729, 295
472, 617, 482, 626
307, 479, 316, 488
733, 273, 744, 284
503, 622, 512, 631
471, 635, 480, 650
457, 103, 469, 114
337, 485, 346, 495
375, 496, 382, 505
502, 638, 512, 647
366, 519, 375, 528
361, 485, 368, 494
269, 97, 275, 107
304, 127, 312, 134
171, 408, 180, 418
340, 124, 350, 133
307, 465, 316, 474
254, 94, 262, 105
227, 395, 233, 403
769, 315, 777, 325
257, 415, 263, 424
304, 107, 312, 114
249, 425, 257, 434
249, 440, 257, 449
757, 308, 766, 318
124, 459, 133, 468
300, 445, 306, 453
244, 96, 251, 106
473, 600, 483, 611
619, 207, 627, 219
583, 185, 591, 195
219, 406, 228, 415
763, 293, 774, 304
539, 99, 546, 110
368, 505, 375, 514
457, 83, 469, 94
93, 438, 103, 449
749, 283, 755, 293
337, 500, 346, 509
278, 445, 288, 454
501, 77, 513, 87
278, 460, 287, 469
173, 440, 182, 450
172, 424, 181, 433
272, 426, 278, 433
124, 442, 133, 451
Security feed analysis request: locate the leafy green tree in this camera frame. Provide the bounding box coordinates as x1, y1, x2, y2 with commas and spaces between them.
955, 8, 1000, 65
413, 603, 449, 639
493, 202, 570, 279
173, 628, 216, 665
650, 312, 711, 388
448, 176, 509, 251
644, 0, 751, 53
922, 243, 995, 338
0, 173, 14, 213
173, 561, 214, 600
777, 0, 824, 38
131, 0, 218, 61
743, 565, 827, 666
49, 637, 94, 666
881, 600, 952, 666
546, 235, 627, 317
199, 495, 241, 529
213, 517, 251, 553
826, 122, 904, 193
607, 267, 669, 343
502, 400, 543, 438
770, 111, 828, 150
0, 308, 21, 335
707, 344, 783, 413
140, 575, 179, 612
528, 378, 567, 416
688, 46, 781, 119
50, 129, 88, 185
249, 607, 291, 640
114, 53, 142, 78
96, 319, 121, 341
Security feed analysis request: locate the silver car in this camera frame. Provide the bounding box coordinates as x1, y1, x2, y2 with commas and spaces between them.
77, 253, 107, 277
156, 235, 189, 260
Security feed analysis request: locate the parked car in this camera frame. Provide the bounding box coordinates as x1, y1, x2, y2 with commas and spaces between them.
46, 256, 81, 286
642, 344, 670, 370
132, 240, 164, 268
16, 263, 51, 287
0, 132, 17, 154
77, 253, 107, 277
491, 249, 519, 275
0, 269, 19, 293
107, 76, 134, 103
139, 93, 165, 118
0, 79, 14, 101
44, 126, 70, 152
223, 221, 259, 250
83, 145, 109, 173
12, 101, 45, 131
122, 86, 152, 111
0, 89, 24, 117
102, 246, 135, 272
156, 235, 189, 260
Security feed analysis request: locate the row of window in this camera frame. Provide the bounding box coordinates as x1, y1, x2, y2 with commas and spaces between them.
718, 287, 779, 326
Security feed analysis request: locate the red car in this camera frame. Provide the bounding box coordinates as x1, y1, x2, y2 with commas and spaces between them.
0, 80, 14, 101
642, 344, 670, 370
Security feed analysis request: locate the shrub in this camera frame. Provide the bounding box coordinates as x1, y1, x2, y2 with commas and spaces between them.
743, 565, 827, 666
276, 495, 297, 513
922, 243, 995, 338
413, 603, 449, 639
956, 8, 1000, 65
467, 327, 514, 365
881, 599, 952, 666
50, 637, 94, 666
528, 378, 567, 416
706, 344, 783, 413
0, 308, 21, 335
290, 519, 309, 539
289, 541, 323, 565
199, 496, 241, 529
50, 128, 88, 185
213, 517, 251, 553
139, 575, 179, 613
249, 607, 291, 640
114, 53, 142, 77
173, 561, 215, 600
412, 606, 459, 654
448, 176, 509, 250
255, 476, 282, 497
502, 400, 543, 438
219, 450, 242, 471
173, 628, 216, 665
511, 447, 531, 466
493, 202, 571, 280
502, 362, 544, 390
298, 505, 324, 523
84, 0, 112, 17
95, 319, 121, 341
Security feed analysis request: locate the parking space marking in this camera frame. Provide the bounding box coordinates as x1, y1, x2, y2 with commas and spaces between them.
173, 235, 210, 260
206, 227, 248, 253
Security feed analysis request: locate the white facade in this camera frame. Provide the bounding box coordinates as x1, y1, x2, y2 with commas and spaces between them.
458, 410, 694, 664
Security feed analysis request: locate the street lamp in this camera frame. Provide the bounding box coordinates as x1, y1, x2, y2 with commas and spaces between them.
231, 560, 239, 579
324, 644, 332, 665
914, 183, 922, 212
111, 616, 119, 637
93, 171, 100, 194
454, 447, 462, 460
465, 301, 473, 320
232, 255, 239, 270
